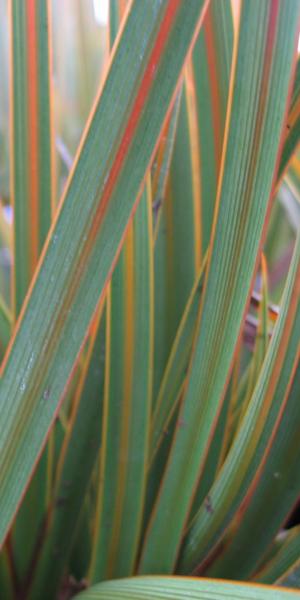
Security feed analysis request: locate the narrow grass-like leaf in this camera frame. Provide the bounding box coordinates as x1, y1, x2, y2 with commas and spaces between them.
89, 183, 153, 582
278, 562, 300, 589
88, 6, 153, 582
278, 171, 300, 235
254, 527, 300, 585
199, 363, 300, 580
228, 257, 271, 442
10, 450, 49, 586
179, 232, 300, 575
152, 84, 200, 401
28, 305, 106, 600
152, 0, 233, 395
75, 576, 300, 600
139, 0, 299, 574
276, 558, 300, 590
151, 0, 233, 398
154, 0, 233, 377
0, 0, 209, 548
278, 58, 300, 183
69, 502, 93, 583
10, 0, 54, 317
192, 0, 233, 251
188, 382, 231, 524
0, 0, 10, 206
143, 258, 206, 535
151, 91, 181, 234
0, 297, 11, 356
152, 0, 234, 383
150, 255, 206, 465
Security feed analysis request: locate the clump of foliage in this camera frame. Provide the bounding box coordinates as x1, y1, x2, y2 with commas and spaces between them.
0, 1, 299, 599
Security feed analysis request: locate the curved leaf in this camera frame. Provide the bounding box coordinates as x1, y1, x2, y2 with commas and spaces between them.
75, 576, 300, 600
139, 0, 299, 574
179, 231, 300, 575
0, 0, 209, 546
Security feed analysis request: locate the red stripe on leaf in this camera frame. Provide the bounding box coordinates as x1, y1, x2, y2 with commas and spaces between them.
27, 0, 39, 272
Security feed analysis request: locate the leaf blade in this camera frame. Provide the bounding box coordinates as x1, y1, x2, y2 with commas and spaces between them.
75, 576, 300, 600
179, 231, 300, 575
139, 0, 299, 574
89, 182, 153, 582
0, 0, 209, 547
10, 0, 54, 318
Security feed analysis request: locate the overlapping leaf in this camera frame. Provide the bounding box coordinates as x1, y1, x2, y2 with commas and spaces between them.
0, 0, 209, 548
179, 231, 300, 575
10, 0, 54, 318
139, 0, 299, 574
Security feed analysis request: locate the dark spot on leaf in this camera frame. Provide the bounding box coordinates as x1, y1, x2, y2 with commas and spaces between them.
152, 197, 162, 221
204, 495, 214, 514
43, 388, 50, 400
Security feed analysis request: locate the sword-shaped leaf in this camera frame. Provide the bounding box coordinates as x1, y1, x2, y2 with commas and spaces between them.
0, 0, 209, 548
139, 0, 299, 574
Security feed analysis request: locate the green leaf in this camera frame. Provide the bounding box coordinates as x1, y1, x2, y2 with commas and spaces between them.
227, 256, 271, 446
151, 0, 233, 401
150, 255, 207, 465
279, 562, 300, 590
152, 90, 182, 235
153, 85, 199, 401
28, 306, 106, 600
203, 364, 300, 580
0, 297, 11, 357
75, 576, 300, 600
0, 0, 208, 548
10, 0, 54, 317
143, 258, 206, 536
278, 58, 300, 182
88, 8, 153, 583
0, 0, 10, 204
192, 0, 233, 251
89, 183, 153, 582
255, 527, 300, 585
188, 380, 231, 524
139, 0, 299, 574
179, 232, 300, 575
